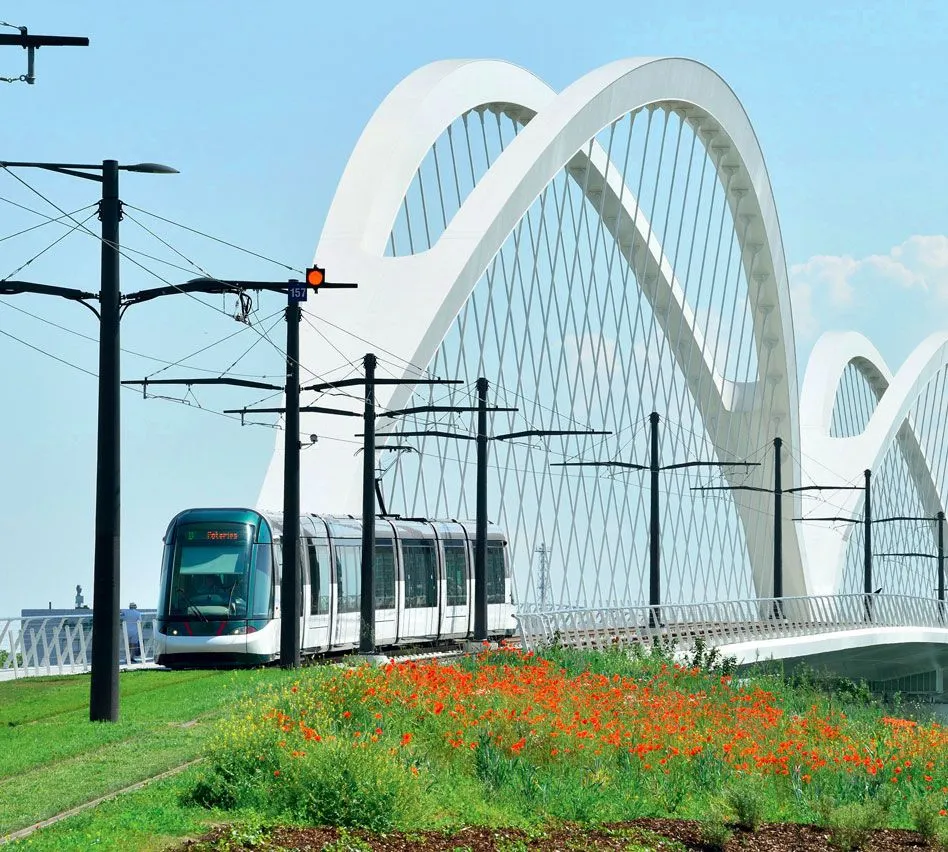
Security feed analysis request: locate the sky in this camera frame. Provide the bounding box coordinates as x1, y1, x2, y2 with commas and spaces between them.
1, 0, 947, 616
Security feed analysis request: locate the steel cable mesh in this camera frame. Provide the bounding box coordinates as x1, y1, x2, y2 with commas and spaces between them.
837, 364, 948, 599
830, 363, 881, 438
381, 105, 770, 609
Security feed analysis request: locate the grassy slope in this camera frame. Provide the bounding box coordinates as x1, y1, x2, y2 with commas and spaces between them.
6, 769, 236, 852
0, 668, 292, 838
3, 650, 940, 851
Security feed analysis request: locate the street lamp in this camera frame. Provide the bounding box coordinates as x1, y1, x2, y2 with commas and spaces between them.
0, 159, 177, 722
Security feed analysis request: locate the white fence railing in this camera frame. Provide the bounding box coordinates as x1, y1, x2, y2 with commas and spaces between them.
514, 593, 948, 651
5, 594, 947, 677
0, 614, 157, 679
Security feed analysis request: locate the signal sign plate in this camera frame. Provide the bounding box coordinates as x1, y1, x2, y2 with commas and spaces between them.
288, 283, 308, 303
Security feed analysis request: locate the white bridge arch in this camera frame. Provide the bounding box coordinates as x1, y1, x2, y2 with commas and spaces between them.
258, 56, 947, 610
800, 332, 948, 596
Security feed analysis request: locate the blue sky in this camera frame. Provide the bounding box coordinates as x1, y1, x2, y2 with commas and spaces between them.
1, 0, 946, 616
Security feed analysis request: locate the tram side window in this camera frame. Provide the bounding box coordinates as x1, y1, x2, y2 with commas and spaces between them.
444, 542, 467, 606
486, 544, 506, 604
375, 539, 396, 609
307, 540, 331, 615
403, 541, 437, 608
250, 543, 274, 618
336, 544, 361, 613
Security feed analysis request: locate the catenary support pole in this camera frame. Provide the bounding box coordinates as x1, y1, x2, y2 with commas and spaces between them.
359, 353, 377, 653
863, 468, 873, 622
90, 159, 121, 723
938, 511, 945, 619
649, 411, 661, 626
280, 300, 301, 667
773, 437, 783, 617
474, 377, 489, 641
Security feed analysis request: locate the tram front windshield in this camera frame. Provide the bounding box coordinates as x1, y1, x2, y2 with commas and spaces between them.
161, 522, 268, 619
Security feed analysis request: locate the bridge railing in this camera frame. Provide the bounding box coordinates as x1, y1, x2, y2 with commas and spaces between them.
514, 593, 948, 652
0, 614, 157, 678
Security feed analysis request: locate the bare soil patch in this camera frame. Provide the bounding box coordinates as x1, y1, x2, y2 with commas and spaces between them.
174, 819, 934, 852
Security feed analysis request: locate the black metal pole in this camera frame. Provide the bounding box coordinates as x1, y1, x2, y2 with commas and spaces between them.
90, 160, 121, 723
359, 353, 377, 653
280, 299, 301, 668
649, 410, 661, 627
474, 377, 489, 641
938, 511, 945, 620
863, 468, 872, 622
773, 436, 783, 618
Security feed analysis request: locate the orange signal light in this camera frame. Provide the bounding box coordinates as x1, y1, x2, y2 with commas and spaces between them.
306, 265, 325, 288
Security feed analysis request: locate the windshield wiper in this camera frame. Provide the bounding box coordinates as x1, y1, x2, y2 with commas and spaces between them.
175, 588, 209, 622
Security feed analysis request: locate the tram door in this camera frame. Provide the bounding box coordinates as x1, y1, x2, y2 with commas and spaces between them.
332, 540, 362, 648
486, 540, 512, 633
302, 537, 331, 652
441, 539, 470, 638
401, 537, 439, 640
374, 535, 398, 645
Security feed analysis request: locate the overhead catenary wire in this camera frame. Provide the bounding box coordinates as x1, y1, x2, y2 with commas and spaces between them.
0, 168, 370, 396
0, 200, 96, 243
0, 320, 365, 444
0, 297, 283, 379
0, 323, 97, 376
124, 203, 303, 274
2, 174, 533, 414
1, 210, 98, 281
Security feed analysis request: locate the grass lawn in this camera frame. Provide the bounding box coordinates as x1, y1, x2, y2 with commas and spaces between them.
0, 667, 295, 841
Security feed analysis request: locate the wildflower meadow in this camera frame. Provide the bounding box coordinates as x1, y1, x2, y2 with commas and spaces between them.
187, 644, 948, 839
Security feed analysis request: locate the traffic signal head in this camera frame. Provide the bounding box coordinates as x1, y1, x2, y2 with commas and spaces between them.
306, 265, 325, 289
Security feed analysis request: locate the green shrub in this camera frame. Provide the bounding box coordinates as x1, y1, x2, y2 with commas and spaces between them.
724, 782, 765, 831
187, 708, 426, 831
909, 795, 942, 843
825, 801, 885, 851
699, 818, 732, 851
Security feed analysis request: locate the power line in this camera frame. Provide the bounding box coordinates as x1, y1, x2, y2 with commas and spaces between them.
123, 204, 303, 274
1, 210, 97, 281
302, 310, 436, 380
0, 323, 96, 376
123, 209, 223, 285
0, 166, 224, 315
0, 168, 363, 395
0, 298, 285, 379
0, 320, 355, 442
0, 201, 96, 243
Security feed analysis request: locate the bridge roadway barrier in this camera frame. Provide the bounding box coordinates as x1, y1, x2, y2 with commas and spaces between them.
514, 594, 948, 684
6, 594, 948, 682
0, 613, 156, 680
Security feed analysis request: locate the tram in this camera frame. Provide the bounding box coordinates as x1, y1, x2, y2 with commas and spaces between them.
154, 508, 513, 667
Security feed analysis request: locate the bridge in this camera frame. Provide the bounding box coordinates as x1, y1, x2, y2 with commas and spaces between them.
8, 57, 948, 693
